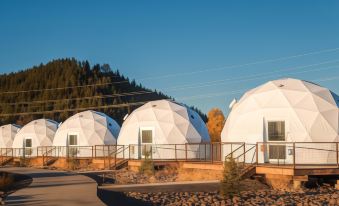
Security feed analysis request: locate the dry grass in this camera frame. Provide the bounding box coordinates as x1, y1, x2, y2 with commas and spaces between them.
265, 178, 293, 190
176, 167, 222, 181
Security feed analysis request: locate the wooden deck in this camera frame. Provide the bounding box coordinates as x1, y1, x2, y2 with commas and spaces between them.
256, 164, 339, 176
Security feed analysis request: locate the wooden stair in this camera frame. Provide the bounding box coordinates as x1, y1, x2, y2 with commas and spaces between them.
112, 159, 128, 170
0, 156, 13, 166
240, 165, 256, 179
44, 157, 58, 166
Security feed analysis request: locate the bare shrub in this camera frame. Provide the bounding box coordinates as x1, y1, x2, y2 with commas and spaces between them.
139, 151, 154, 176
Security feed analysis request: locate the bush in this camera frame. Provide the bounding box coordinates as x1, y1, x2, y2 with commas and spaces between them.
68, 158, 80, 170
220, 157, 241, 196
139, 151, 154, 176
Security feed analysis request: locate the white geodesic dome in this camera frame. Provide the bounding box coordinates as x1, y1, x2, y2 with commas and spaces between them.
12, 119, 58, 156
0, 124, 21, 148
118, 100, 210, 159
53, 110, 120, 146
221, 78, 339, 164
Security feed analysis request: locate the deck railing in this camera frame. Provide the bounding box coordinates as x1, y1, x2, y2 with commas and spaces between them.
1, 142, 339, 168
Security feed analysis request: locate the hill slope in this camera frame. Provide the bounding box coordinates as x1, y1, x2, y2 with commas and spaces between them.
0, 58, 206, 125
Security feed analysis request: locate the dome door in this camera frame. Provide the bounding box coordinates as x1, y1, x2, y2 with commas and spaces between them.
67, 133, 79, 157
139, 127, 154, 159
23, 138, 32, 157
266, 121, 288, 164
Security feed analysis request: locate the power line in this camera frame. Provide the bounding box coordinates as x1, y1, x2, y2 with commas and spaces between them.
0, 99, 171, 117
2, 91, 155, 106
167, 65, 339, 92
163, 60, 339, 91
1, 61, 338, 107
0, 80, 130, 95
138, 47, 339, 80
1, 47, 339, 95
2, 74, 339, 116
177, 74, 339, 101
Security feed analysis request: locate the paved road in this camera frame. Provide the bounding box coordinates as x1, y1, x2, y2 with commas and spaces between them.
0, 167, 105, 206
100, 180, 220, 193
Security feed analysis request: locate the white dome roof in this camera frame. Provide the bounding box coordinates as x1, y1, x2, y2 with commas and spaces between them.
53, 110, 120, 146
12, 119, 58, 148
0, 124, 21, 148
118, 100, 210, 145
221, 78, 339, 143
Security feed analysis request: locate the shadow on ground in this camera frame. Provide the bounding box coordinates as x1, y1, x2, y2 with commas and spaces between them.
97, 188, 151, 206
83, 173, 151, 206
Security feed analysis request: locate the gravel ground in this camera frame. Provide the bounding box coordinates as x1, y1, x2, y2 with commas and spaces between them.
126, 185, 339, 206
110, 168, 177, 184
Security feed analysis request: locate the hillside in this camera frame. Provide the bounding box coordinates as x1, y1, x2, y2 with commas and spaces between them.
0, 58, 207, 126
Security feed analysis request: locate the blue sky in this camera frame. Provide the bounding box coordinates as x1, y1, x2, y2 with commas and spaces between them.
1, 0, 339, 114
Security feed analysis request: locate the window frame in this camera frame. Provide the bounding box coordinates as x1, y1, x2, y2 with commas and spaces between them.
139, 127, 154, 144
67, 132, 79, 146
267, 121, 286, 142
24, 138, 32, 148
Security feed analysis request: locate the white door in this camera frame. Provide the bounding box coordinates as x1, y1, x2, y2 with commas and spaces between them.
139, 127, 154, 159
266, 121, 288, 164
67, 133, 78, 157
24, 138, 32, 156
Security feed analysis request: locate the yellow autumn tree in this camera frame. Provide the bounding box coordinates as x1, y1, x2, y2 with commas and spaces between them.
206, 108, 225, 142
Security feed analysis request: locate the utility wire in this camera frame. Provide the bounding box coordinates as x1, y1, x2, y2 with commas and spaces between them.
0, 47, 339, 95
177, 74, 339, 101
0, 80, 130, 95
168, 65, 339, 92
0, 99, 171, 117
2, 74, 339, 116
1, 61, 338, 107
138, 47, 339, 80
1, 59, 337, 105
2, 91, 154, 106
163, 60, 339, 91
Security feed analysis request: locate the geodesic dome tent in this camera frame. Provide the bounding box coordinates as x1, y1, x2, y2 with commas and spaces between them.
53, 110, 120, 157
12, 119, 58, 156
118, 100, 210, 159
0, 124, 21, 148
221, 78, 339, 164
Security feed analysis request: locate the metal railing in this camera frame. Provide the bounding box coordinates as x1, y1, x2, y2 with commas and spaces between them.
0, 142, 338, 169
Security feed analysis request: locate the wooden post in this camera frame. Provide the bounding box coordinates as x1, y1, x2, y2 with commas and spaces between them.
205, 143, 207, 161
114, 147, 117, 168
108, 146, 111, 169
243, 143, 246, 164
231, 144, 233, 158
175, 144, 177, 160
293, 142, 296, 169
123, 145, 125, 159
91, 146, 94, 159
256, 143, 258, 165
129, 145, 131, 160
211, 144, 214, 163
150, 145, 153, 160
336, 143, 338, 168
219, 143, 222, 161
185, 144, 187, 161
